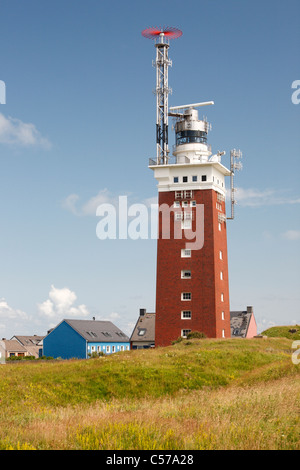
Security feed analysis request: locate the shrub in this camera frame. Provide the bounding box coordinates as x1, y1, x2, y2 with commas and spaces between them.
187, 331, 207, 339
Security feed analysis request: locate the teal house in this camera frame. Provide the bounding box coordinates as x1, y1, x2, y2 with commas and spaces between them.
43, 319, 130, 359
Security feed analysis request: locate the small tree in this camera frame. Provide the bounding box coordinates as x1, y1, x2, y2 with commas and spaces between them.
187, 331, 207, 339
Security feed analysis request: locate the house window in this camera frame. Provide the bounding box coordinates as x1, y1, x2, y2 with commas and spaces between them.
202, 175, 207, 182
181, 270, 191, 279
120, 345, 125, 351
220, 271, 223, 280
222, 329, 225, 338
219, 222, 222, 231
112, 346, 116, 353
174, 176, 179, 183
174, 201, 180, 208
138, 329, 146, 336
126, 345, 130, 351
97, 346, 101, 352
183, 176, 188, 183
91, 346, 95, 352
181, 329, 191, 338
181, 292, 192, 301
181, 310, 192, 319
181, 249, 191, 258
106, 346, 111, 353
192, 175, 197, 182
219, 250, 223, 260
176, 212, 183, 221
190, 200, 196, 207
175, 191, 183, 199
221, 293, 224, 302
222, 311, 225, 320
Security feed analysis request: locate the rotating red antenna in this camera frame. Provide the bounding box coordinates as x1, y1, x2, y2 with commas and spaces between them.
142, 26, 183, 40
142, 26, 182, 165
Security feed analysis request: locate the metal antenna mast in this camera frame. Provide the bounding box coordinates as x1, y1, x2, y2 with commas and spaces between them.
227, 149, 243, 220
142, 26, 182, 165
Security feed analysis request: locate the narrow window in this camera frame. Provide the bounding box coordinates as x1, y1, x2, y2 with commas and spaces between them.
219, 250, 223, 260
221, 293, 224, 302
174, 177, 179, 183
222, 329, 225, 338
181, 329, 191, 338
174, 201, 180, 208
181, 270, 191, 279
202, 175, 207, 182
181, 292, 192, 301
183, 176, 188, 183
181, 249, 191, 258
220, 271, 223, 280
192, 175, 197, 182
222, 311, 225, 320
181, 310, 192, 319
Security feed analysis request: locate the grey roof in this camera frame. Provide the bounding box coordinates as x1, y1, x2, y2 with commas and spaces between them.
12, 335, 44, 346
230, 311, 252, 338
63, 319, 129, 343
130, 313, 156, 343
0, 340, 27, 352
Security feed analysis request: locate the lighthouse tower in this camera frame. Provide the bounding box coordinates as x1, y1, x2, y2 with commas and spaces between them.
143, 27, 241, 346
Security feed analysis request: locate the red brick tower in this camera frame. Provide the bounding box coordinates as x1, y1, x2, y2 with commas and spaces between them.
150, 105, 232, 346
143, 27, 239, 347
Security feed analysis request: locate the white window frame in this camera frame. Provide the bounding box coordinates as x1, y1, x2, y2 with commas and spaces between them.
181, 292, 192, 301
120, 345, 124, 351
106, 345, 111, 353
219, 250, 223, 260
221, 293, 224, 302
181, 249, 191, 258
222, 311, 225, 320
174, 201, 180, 208
112, 345, 116, 353
220, 271, 223, 280
181, 310, 192, 319
181, 270, 191, 279
181, 329, 191, 338
222, 329, 225, 338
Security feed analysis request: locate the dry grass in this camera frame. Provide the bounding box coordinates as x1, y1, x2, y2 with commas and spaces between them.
1, 375, 299, 450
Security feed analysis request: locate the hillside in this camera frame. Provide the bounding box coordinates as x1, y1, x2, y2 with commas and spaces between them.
261, 325, 300, 341
0, 337, 299, 450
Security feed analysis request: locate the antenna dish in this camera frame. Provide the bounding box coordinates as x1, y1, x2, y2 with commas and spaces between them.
142, 26, 183, 40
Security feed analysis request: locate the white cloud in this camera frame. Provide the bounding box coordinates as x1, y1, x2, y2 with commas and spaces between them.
282, 230, 300, 241
0, 113, 51, 149
0, 298, 29, 321
37, 285, 90, 321
235, 187, 300, 207
62, 189, 119, 216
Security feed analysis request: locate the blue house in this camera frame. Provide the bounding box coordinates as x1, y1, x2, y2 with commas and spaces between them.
43, 319, 130, 359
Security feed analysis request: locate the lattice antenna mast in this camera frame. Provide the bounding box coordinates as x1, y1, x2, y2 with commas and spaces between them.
142, 27, 182, 165
227, 149, 243, 220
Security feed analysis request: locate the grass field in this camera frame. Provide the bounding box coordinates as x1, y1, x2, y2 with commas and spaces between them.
0, 337, 299, 450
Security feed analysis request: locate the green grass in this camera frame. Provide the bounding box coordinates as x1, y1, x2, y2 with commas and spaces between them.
261, 325, 300, 341
0, 337, 299, 450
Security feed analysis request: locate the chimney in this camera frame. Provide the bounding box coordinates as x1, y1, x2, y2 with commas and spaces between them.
247, 306, 253, 314
140, 308, 146, 317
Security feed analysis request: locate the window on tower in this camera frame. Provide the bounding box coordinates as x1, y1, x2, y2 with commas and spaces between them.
181, 311, 192, 319
181, 329, 191, 338
201, 175, 207, 182
192, 175, 197, 182
183, 176, 188, 183
174, 177, 179, 183
181, 292, 192, 301
181, 270, 191, 279
181, 249, 191, 258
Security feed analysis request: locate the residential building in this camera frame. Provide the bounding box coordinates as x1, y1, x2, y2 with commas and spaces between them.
43, 319, 130, 359
130, 309, 155, 349
230, 306, 257, 338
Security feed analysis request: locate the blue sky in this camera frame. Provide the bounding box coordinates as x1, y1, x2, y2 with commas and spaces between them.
0, 0, 299, 338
